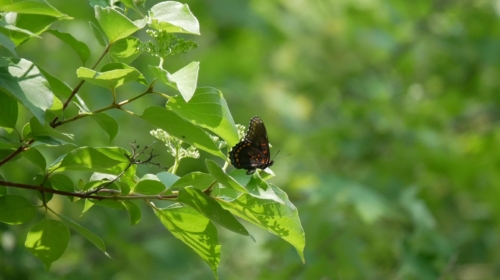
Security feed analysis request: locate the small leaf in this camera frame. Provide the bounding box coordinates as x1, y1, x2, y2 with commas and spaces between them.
150, 62, 199, 102
132, 176, 166, 195
219, 184, 306, 263
25, 218, 70, 269
37, 67, 73, 100
77, 63, 146, 89
0, 90, 17, 128
90, 113, 118, 142
148, 1, 200, 35
108, 36, 141, 63
167, 87, 239, 146
141, 107, 225, 158
0, 33, 17, 56
171, 172, 214, 191
154, 204, 220, 277
24, 147, 46, 170
0, 59, 53, 123
55, 212, 107, 253
206, 159, 248, 193
246, 176, 285, 204
122, 201, 141, 225
95, 6, 145, 43
0, 195, 36, 225
46, 29, 90, 64
177, 186, 249, 236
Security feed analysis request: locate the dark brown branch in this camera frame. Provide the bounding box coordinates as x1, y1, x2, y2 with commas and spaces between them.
0, 180, 177, 201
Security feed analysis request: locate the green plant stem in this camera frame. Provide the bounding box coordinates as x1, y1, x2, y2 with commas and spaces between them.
0, 180, 177, 201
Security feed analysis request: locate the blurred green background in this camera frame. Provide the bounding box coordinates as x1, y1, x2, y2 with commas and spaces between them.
2, 0, 500, 279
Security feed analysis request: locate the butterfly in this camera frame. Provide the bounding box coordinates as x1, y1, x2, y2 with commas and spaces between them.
229, 116, 274, 175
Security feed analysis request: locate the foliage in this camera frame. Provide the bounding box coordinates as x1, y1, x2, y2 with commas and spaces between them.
0, 1, 304, 278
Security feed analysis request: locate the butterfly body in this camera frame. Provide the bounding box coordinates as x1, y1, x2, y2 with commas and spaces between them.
229, 116, 274, 175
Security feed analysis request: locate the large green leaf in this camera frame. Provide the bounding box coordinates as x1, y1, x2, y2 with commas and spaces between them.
95, 6, 144, 43
167, 87, 239, 146
4, 14, 60, 46
177, 186, 249, 236
150, 62, 199, 102
77, 63, 146, 89
0, 90, 17, 128
0, 0, 71, 18
148, 1, 200, 35
0, 195, 36, 225
141, 107, 224, 158
219, 184, 305, 263
154, 204, 220, 277
205, 159, 248, 193
46, 29, 90, 64
25, 218, 70, 269
0, 59, 53, 123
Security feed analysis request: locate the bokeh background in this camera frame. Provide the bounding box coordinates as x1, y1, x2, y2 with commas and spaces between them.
2, 0, 500, 279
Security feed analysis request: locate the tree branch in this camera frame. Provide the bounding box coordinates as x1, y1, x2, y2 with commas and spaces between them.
0, 180, 178, 201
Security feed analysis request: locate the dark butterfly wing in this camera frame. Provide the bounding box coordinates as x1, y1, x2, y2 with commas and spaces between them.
229, 116, 274, 175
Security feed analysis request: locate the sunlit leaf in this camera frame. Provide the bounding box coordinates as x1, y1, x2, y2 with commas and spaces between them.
177, 186, 249, 236
148, 1, 200, 35
154, 204, 220, 277
167, 87, 239, 146
95, 6, 145, 43
25, 218, 70, 269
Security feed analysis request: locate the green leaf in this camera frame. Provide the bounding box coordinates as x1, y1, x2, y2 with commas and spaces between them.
167, 87, 239, 146
90, 113, 118, 142
154, 204, 220, 277
95, 6, 145, 43
171, 171, 214, 191
54, 212, 107, 253
132, 175, 166, 195
219, 184, 306, 263
108, 36, 141, 63
89, 21, 106, 46
0, 90, 17, 128
46, 29, 90, 64
177, 186, 249, 236
30, 117, 74, 143
141, 107, 224, 158
148, 1, 200, 35
150, 61, 199, 102
122, 201, 141, 225
81, 199, 94, 216
77, 63, 146, 89
49, 146, 122, 173
0, 58, 53, 123
24, 147, 46, 170
205, 159, 248, 193
0, 0, 71, 18
0, 195, 36, 225
25, 218, 70, 269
